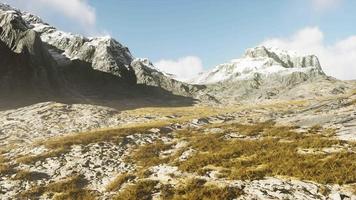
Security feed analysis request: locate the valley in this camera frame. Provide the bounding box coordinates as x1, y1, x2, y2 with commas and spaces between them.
0, 2, 355, 200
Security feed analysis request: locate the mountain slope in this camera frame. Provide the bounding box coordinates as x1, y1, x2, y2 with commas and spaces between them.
0, 3, 199, 109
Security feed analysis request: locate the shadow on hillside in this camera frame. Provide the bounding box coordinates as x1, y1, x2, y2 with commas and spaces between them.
0, 56, 197, 111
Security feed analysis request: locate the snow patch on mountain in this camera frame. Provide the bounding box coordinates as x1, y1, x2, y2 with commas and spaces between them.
14, 6, 136, 82
190, 46, 324, 84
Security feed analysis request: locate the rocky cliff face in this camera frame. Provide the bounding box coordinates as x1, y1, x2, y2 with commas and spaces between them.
0, 5, 61, 97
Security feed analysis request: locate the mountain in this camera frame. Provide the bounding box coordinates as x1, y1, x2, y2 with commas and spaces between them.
22, 12, 136, 83
190, 46, 354, 102
0, 5, 62, 97
131, 58, 218, 102
0, 3, 198, 109
191, 46, 325, 84
0, 3, 356, 200
1, 2, 352, 106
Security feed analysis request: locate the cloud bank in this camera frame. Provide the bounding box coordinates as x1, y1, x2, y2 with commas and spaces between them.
261, 26, 356, 80
155, 56, 204, 81
3, 0, 97, 35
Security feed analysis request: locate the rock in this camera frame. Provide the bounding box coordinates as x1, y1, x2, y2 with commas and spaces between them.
191, 118, 210, 125
0, 102, 121, 145
178, 149, 196, 161
329, 192, 342, 200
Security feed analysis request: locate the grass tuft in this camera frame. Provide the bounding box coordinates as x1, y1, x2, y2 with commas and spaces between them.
17, 148, 68, 164
13, 170, 49, 181
130, 141, 173, 168
19, 174, 95, 199
163, 178, 243, 200
106, 173, 136, 192
114, 180, 158, 200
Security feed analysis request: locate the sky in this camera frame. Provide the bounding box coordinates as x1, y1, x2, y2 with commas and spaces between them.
2, 0, 356, 80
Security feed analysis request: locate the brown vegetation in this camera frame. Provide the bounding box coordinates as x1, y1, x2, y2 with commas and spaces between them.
162, 178, 243, 200
19, 175, 96, 199
176, 122, 356, 185
106, 173, 136, 192
113, 180, 158, 200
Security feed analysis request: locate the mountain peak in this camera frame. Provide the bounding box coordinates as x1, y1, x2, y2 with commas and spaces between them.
244, 46, 298, 58
190, 46, 325, 84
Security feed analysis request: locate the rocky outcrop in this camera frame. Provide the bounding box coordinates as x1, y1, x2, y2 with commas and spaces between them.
132, 58, 205, 97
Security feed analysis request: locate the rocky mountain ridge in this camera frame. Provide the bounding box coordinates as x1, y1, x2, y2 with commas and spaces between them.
191, 46, 325, 85
187, 46, 355, 102
21, 8, 136, 83
0, 3, 200, 109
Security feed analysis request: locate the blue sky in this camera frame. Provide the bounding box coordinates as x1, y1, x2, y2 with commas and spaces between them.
91, 0, 354, 67
4, 0, 356, 80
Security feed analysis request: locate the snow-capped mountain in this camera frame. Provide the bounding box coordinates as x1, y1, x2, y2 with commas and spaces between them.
21, 10, 137, 83
190, 46, 325, 84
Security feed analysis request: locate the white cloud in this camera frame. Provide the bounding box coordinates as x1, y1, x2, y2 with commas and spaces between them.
2, 0, 97, 35
261, 26, 356, 80
155, 56, 204, 81
310, 0, 342, 11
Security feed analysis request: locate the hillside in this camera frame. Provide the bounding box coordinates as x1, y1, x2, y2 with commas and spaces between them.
0, 3, 355, 200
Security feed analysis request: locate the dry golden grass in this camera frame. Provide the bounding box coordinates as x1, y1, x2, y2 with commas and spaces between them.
31, 100, 309, 156
122, 106, 226, 122
113, 180, 158, 200
52, 190, 95, 200
176, 122, 356, 185
19, 175, 95, 199
0, 154, 15, 175
0, 163, 13, 175
17, 148, 68, 164
349, 99, 356, 106
13, 170, 49, 181
14, 121, 173, 165
0, 154, 8, 163
162, 178, 243, 200
106, 173, 136, 192
352, 89, 356, 95
122, 99, 305, 126
38, 121, 169, 151
129, 141, 173, 168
